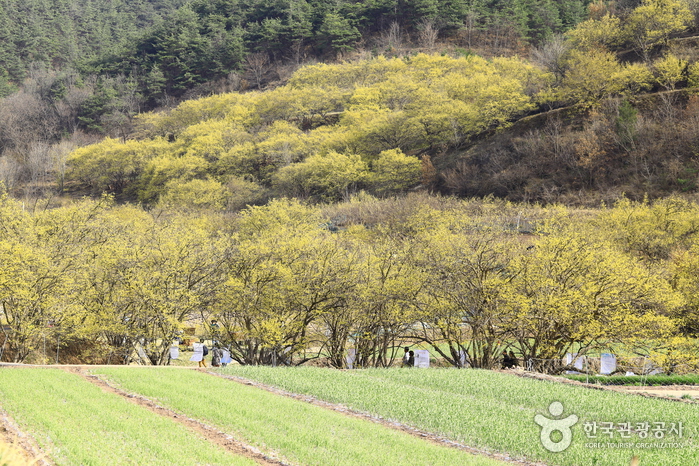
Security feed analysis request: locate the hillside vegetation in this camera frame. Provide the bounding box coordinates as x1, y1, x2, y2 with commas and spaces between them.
0, 0, 591, 95
4, 0, 699, 204
67, 53, 549, 207
3, 1, 699, 369
0, 0, 189, 89
1, 192, 698, 372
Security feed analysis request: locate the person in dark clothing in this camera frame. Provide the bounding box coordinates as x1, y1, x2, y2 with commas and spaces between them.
402, 347, 411, 367
502, 351, 513, 369
199, 340, 209, 368
408, 350, 415, 367
211, 345, 223, 367
508, 350, 519, 368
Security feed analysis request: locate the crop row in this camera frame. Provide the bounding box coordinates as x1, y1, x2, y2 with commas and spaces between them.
0, 368, 254, 465
222, 366, 699, 466
3, 366, 696, 466
91, 367, 504, 466
0, 367, 504, 466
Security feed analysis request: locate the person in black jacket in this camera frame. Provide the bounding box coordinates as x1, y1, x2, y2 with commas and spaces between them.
402, 347, 411, 367
199, 340, 209, 367
502, 351, 513, 369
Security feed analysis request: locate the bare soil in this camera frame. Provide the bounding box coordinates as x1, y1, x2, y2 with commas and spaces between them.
0, 408, 52, 466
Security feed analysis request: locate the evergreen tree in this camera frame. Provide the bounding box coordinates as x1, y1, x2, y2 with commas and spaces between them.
319, 12, 362, 53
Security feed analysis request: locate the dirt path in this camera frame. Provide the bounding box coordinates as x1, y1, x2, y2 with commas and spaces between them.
618, 385, 699, 399
205, 371, 546, 466
0, 408, 52, 466
64, 368, 288, 466
508, 369, 699, 404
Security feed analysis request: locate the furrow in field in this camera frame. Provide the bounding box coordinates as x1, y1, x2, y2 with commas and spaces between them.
207, 370, 544, 466
91, 367, 510, 466
69, 368, 287, 466
0, 367, 257, 465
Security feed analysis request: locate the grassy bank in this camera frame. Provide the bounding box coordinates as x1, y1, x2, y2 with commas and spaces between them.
565, 374, 699, 386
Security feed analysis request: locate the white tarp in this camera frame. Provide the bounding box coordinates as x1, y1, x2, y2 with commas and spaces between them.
458, 350, 470, 368
565, 353, 584, 370
190, 342, 204, 362
346, 348, 356, 369
221, 349, 232, 365
169, 346, 179, 360
600, 353, 616, 375
415, 349, 430, 368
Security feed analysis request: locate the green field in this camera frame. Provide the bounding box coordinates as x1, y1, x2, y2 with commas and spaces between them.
92, 367, 505, 466
221, 366, 699, 466
0, 368, 254, 465
0, 366, 696, 466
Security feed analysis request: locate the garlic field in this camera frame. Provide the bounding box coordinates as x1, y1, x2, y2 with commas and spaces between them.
0, 366, 696, 466
222, 366, 699, 466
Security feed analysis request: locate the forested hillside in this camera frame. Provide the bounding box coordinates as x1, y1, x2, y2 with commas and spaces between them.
0, 0, 188, 88
0, 0, 591, 96
88, 0, 591, 100
68, 53, 549, 208
4, 0, 699, 367
3, 0, 699, 204
0, 0, 598, 202
62, 0, 699, 208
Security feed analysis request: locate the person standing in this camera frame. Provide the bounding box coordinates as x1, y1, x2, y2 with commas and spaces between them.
509, 350, 519, 368
402, 347, 411, 367
211, 345, 223, 367
190, 340, 208, 367
200, 342, 209, 367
